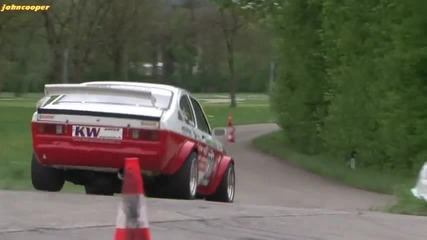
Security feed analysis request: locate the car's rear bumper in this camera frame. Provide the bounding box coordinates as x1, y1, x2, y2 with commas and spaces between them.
34, 139, 161, 170
32, 131, 185, 174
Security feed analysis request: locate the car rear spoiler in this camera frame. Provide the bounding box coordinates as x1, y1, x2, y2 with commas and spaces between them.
40, 83, 156, 107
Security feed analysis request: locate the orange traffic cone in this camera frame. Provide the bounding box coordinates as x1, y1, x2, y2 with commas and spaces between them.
227, 113, 235, 143
114, 158, 151, 240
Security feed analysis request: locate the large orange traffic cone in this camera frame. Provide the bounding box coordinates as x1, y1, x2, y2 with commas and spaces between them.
227, 113, 235, 143
114, 158, 151, 240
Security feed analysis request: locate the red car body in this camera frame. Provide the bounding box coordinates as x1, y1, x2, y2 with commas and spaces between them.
30, 82, 235, 202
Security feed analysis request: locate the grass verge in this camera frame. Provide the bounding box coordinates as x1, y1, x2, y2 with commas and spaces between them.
253, 130, 427, 215
0, 94, 274, 191
202, 103, 275, 128
386, 185, 427, 216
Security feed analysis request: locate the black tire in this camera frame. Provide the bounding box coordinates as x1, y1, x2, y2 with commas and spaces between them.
31, 154, 65, 192
206, 163, 235, 203
168, 151, 199, 200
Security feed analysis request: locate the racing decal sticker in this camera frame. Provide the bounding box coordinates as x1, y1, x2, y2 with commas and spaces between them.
201, 150, 215, 186
140, 120, 159, 129
37, 114, 55, 121
72, 125, 123, 140
197, 144, 208, 171
205, 150, 215, 174
195, 143, 218, 186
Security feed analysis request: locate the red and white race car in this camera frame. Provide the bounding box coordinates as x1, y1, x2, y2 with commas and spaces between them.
30, 81, 235, 203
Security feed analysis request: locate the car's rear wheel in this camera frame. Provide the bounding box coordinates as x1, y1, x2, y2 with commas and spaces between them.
206, 163, 235, 203
31, 154, 65, 192
168, 151, 199, 200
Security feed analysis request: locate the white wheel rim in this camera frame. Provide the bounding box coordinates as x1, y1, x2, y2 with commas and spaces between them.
189, 159, 198, 197
227, 166, 235, 201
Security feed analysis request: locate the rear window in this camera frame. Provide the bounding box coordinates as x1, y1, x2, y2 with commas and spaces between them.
52, 88, 173, 110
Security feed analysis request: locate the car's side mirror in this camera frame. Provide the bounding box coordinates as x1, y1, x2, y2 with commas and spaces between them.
212, 128, 226, 137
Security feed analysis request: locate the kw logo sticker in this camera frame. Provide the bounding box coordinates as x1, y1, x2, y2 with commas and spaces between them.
72, 125, 123, 140
73, 126, 100, 138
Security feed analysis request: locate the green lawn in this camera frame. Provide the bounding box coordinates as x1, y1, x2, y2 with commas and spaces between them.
203, 103, 274, 128
253, 130, 427, 215
387, 185, 427, 216
0, 93, 275, 191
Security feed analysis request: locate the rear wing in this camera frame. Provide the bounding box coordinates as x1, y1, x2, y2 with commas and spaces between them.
37, 83, 156, 108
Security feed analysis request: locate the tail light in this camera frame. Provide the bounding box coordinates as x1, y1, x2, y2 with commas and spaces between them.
36, 123, 65, 135
129, 129, 159, 141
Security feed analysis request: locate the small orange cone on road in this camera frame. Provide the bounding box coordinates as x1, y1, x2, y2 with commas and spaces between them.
227, 113, 236, 143
114, 158, 151, 240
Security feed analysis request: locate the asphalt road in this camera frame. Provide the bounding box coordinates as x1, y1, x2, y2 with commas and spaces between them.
1, 123, 427, 240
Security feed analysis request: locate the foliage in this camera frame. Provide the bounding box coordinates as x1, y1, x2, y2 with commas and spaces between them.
0, 0, 274, 93
270, 0, 327, 154
262, 0, 427, 175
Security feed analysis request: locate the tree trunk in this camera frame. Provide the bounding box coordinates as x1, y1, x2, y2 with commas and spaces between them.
150, 43, 159, 80
226, 37, 237, 108
113, 43, 129, 81
218, 7, 241, 108
187, 0, 198, 78
51, 51, 63, 83
122, 43, 128, 81
42, 12, 63, 84
72, 59, 83, 83
113, 45, 123, 81
161, 36, 175, 84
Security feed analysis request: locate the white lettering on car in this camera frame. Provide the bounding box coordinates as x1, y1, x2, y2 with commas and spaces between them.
37, 114, 55, 120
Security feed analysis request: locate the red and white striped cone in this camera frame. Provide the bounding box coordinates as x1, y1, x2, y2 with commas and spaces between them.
114, 157, 151, 240
227, 127, 235, 143
227, 113, 235, 143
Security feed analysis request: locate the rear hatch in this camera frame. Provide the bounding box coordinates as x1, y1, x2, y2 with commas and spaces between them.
33, 83, 169, 141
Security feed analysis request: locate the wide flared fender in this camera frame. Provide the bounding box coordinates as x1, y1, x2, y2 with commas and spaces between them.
162, 140, 197, 175
199, 155, 234, 195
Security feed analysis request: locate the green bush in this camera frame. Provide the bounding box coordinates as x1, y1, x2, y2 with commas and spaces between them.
270, 0, 427, 175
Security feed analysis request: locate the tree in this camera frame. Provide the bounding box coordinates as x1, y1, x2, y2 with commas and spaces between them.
207, 1, 244, 107
255, 0, 427, 173
42, 0, 113, 83
208, 0, 281, 106
0, 0, 275, 95
101, 0, 154, 81
0, 10, 46, 94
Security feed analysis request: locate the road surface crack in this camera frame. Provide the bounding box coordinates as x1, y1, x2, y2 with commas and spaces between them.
0, 211, 356, 234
